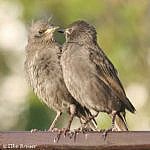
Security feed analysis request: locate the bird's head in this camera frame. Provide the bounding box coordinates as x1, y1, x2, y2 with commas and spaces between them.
28, 20, 59, 43
59, 20, 97, 43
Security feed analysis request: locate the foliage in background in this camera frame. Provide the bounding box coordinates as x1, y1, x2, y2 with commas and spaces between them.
0, 0, 150, 131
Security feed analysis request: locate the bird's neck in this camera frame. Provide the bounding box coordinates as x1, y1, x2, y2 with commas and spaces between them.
67, 33, 96, 45
29, 37, 55, 45
26, 39, 59, 54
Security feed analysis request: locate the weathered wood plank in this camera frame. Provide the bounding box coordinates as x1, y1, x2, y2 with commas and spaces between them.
0, 131, 150, 150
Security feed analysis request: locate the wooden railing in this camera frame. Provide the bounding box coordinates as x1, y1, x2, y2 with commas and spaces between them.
0, 131, 150, 149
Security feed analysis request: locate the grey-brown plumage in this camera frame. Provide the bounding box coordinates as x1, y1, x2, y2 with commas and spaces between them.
60, 20, 136, 131
24, 20, 96, 131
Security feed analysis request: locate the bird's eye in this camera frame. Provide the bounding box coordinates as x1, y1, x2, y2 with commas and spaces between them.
38, 30, 45, 34
34, 29, 46, 38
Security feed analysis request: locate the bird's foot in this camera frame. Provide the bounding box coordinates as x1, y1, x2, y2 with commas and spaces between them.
62, 128, 70, 137
30, 129, 40, 133
66, 126, 94, 141
101, 127, 116, 140
48, 127, 60, 132
77, 126, 94, 133
67, 129, 78, 141
54, 129, 62, 143
53, 128, 70, 143
65, 127, 93, 141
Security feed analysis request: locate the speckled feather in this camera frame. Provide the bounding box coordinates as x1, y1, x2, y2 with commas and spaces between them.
25, 42, 71, 111
61, 20, 136, 131
24, 20, 97, 130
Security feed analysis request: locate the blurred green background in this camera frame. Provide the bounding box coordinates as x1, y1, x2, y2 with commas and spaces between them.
0, 0, 150, 131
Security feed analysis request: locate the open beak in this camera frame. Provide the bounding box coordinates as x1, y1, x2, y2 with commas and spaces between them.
58, 28, 65, 33
58, 28, 72, 35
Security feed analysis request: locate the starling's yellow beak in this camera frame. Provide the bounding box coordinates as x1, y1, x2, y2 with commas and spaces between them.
45, 26, 59, 34
65, 29, 71, 35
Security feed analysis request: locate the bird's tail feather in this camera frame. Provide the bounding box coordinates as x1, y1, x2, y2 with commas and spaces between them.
124, 97, 136, 114
114, 112, 128, 131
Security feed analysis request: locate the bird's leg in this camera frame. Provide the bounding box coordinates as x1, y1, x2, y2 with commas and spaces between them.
63, 104, 76, 136
102, 110, 117, 139
54, 105, 76, 139
75, 112, 98, 132
79, 118, 84, 126
48, 111, 62, 131
56, 112, 75, 140
67, 104, 76, 129
82, 112, 99, 128
111, 110, 117, 130
77, 119, 91, 132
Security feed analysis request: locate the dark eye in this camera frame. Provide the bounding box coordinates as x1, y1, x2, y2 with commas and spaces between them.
38, 30, 45, 34
34, 29, 46, 38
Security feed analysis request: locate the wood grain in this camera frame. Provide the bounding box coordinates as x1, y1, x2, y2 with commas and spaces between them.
0, 131, 150, 150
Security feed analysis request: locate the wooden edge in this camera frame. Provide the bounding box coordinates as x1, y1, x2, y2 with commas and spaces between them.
0, 131, 150, 150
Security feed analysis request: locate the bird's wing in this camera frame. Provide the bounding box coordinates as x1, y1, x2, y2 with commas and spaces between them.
89, 46, 135, 113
